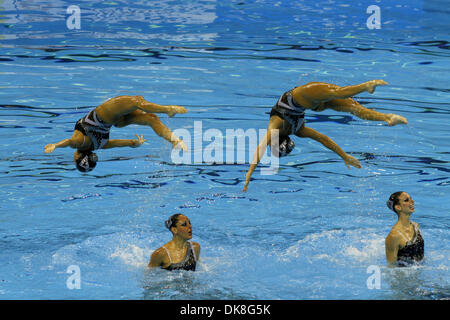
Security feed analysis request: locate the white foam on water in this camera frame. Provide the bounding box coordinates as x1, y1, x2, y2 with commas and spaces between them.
278, 228, 386, 266
110, 245, 152, 268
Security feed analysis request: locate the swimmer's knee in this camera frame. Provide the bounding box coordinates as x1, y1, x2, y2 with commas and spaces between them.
133, 95, 145, 105
142, 113, 160, 123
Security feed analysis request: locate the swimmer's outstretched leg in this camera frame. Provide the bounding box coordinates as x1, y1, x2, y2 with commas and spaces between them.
115, 110, 187, 151
325, 98, 408, 126
135, 95, 187, 118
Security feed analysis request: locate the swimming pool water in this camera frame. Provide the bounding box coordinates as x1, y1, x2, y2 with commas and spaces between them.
0, 0, 449, 300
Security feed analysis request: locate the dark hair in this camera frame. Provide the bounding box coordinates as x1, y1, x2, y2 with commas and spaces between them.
387, 191, 404, 214
75, 151, 97, 172
271, 136, 295, 158
165, 213, 183, 231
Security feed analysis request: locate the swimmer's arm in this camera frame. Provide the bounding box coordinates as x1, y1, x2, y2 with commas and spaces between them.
191, 242, 201, 261
44, 136, 82, 153
102, 134, 147, 149
295, 80, 388, 103
385, 233, 400, 266
296, 126, 362, 169
193, 242, 201, 259
243, 133, 271, 192
148, 248, 166, 268
243, 163, 258, 193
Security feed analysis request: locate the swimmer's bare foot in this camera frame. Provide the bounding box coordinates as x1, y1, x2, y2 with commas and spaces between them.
366, 80, 388, 94
386, 114, 408, 126
167, 105, 187, 118
172, 139, 187, 152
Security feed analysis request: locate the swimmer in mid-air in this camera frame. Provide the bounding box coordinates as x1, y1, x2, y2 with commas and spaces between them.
385, 192, 424, 267
243, 80, 408, 192
149, 214, 200, 271
44, 95, 187, 172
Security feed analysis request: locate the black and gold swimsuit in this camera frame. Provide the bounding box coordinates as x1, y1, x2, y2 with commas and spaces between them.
270, 89, 306, 134
74, 109, 112, 150
162, 242, 197, 271
396, 223, 424, 266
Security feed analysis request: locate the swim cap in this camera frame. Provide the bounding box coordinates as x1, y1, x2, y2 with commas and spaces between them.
165, 213, 182, 230
387, 191, 404, 214
75, 152, 97, 172
271, 136, 295, 158
386, 198, 395, 212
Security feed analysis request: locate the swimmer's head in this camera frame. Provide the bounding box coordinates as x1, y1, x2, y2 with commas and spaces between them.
165, 213, 183, 230
165, 214, 192, 239
74, 150, 97, 172
271, 136, 295, 158
387, 192, 415, 216
387, 192, 403, 214
387, 191, 415, 216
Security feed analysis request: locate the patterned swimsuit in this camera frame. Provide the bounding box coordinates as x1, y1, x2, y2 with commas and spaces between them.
74, 109, 112, 150
396, 223, 424, 266
162, 242, 197, 271
270, 89, 306, 134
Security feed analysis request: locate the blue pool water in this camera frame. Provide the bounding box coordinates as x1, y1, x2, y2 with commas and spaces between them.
0, 0, 449, 299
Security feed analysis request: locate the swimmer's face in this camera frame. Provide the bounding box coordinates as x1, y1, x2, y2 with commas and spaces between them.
173, 215, 193, 240
395, 192, 415, 215
73, 151, 98, 162
73, 150, 98, 172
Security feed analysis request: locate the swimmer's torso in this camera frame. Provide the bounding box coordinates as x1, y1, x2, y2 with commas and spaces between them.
270, 88, 306, 134
276, 88, 307, 115
396, 223, 424, 266
75, 109, 112, 150
162, 242, 197, 271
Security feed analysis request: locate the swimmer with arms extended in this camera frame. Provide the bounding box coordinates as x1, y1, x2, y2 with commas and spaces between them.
149, 214, 200, 271
44, 95, 187, 172
385, 192, 424, 267
243, 80, 408, 192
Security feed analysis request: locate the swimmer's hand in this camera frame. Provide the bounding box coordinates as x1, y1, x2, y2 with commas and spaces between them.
44, 144, 56, 153
243, 173, 251, 192
132, 134, 147, 148
366, 80, 388, 94
243, 180, 250, 192
172, 139, 187, 152
167, 105, 187, 117
344, 154, 362, 169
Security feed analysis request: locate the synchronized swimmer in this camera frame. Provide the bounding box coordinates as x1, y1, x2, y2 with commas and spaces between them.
243, 80, 408, 192
149, 214, 200, 271
43, 80, 422, 269
44, 95, 187, 172
385, 192, 424, 267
